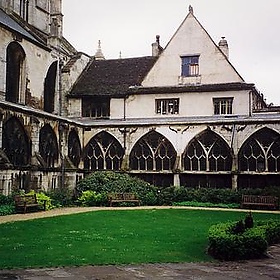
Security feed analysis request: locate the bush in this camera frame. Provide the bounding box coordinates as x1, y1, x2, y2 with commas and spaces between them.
0, 204, 15, 216
47, 188, 75, 207
0, 194, 15, 216
26, 190, 53, 210
77, 190, 106, 206
208, 218, 280, 261
158, 186, 240, 205
76, 171, 158, 206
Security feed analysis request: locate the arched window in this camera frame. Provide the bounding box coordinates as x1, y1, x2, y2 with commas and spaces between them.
39, 124, 58, 168
129, 131, 176, 171
44, 61, 57, 113
68, 130, 81, 168
183, 130, 232, 171
2, 117, 30, 166
6, 42, 26, 103
83, 131, 124, 170
239, 128, 280, 172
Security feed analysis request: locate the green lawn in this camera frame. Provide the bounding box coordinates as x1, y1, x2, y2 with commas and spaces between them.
0, 209, 279, 269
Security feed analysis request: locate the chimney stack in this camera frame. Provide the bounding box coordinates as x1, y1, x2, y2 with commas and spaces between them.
218, 37, 229, 59
152, 35, 163, 57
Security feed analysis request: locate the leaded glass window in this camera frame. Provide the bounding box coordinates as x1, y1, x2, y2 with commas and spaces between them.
183, 130, 232, 171
129, 131, 176, 171
2, 117, 30, 166
39, 125, 58, 168
239, 128, 280, 172
84, 131, 124, 170
68, 130, 81, 168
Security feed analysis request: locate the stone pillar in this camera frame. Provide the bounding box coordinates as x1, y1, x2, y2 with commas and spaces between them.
173, 173, 180, 187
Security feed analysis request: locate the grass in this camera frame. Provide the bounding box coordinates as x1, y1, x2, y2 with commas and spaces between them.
0, 209, 279, 269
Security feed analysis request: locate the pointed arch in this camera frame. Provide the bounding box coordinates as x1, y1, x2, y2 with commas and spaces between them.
2, 116, 30, 167
83, 131, 124, 170
183, 130, 232, 171
44, 61, 58, 113
129, 130, 177, 171
238, 127, 280, 172
68, 129, 81, 168
6, 42, 26, 103
39, 124, 59, 168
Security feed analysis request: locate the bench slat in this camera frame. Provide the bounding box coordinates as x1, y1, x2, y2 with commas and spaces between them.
241, 195, 279, 210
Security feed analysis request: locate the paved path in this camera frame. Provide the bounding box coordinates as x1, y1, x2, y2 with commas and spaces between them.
0, 207, 279, 279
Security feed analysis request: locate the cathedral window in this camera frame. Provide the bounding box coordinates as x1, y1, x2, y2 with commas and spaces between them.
44, 62, 57, 113
39, 125, 59, 168
82, 97, 110, 118
213, 98, 233, 115
68, 130, 81, 168
6, 42, 26, 104
155, 98, 179, 115
129, 131, 177, 171
20, 0, 29, 21
84, 132, 124, 170
181, 55, 199, 77
2, 117, 30, 167
183, 130, 232, 171
239, 128, 280, 172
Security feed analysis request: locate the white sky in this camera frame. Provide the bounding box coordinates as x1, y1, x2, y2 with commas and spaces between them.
62, 0, 280, 105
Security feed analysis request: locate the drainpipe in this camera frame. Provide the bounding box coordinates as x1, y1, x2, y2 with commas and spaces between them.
249, 90, 252, 117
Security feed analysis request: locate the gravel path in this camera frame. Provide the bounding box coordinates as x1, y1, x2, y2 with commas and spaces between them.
0, 206, 279, 224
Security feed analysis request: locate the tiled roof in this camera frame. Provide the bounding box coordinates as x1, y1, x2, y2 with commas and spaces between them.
69, 56, 158, 97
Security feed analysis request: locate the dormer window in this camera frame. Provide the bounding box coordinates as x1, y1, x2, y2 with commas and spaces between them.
181, 55, 199, 77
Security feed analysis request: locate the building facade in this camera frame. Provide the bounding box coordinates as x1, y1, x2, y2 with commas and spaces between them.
0, 2, 279, 194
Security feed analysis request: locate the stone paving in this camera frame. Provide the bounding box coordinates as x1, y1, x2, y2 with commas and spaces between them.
0, 207, 279, 279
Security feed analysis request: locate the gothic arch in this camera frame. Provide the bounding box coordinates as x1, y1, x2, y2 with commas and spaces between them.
39, 124, 59, 168
6, 42, 26, 103
183, 130, 232, 171
44, 61, 58, 113
129, 130, 177, 171
2, 116, 30, 167
68, 129, 81, 168
83, 131, 124, 170
238, 127, 280, 172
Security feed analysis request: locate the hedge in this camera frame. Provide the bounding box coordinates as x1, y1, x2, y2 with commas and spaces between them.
208, 219, 280, 261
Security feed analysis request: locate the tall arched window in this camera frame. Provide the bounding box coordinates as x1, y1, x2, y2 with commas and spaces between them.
39, 124, 59, 168
239, 128, 280, 172
6, 42, 26, 103
44, 61, 57, 113
2, 117, 30, 166
129, 131, 176, 171
83, 131, 124, 170
68, 129, 81, 168
183, 130, 232, 171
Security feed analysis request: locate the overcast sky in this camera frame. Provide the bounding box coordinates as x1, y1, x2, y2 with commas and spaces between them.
62, 0, 280, 105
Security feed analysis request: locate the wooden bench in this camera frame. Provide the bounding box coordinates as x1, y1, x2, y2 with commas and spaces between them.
14, 193, 46, 214
108, 193, 140, 207
241, 194, 279, 210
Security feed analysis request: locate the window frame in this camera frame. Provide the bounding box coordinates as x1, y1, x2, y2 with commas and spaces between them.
181, 55, 200, 77
155, 98, 179, 115
213, 97, 233, 115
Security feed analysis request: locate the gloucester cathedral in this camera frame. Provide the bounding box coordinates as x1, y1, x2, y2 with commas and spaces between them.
0, 0, 279, 195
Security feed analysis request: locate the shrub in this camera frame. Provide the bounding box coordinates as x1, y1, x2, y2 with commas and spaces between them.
0, 194, 15, 216
208, 218, 280, 261
77, 190, 106, 206
26, 190, 53, 210
0, 204, 15, 216
47, 188, 75, 207
76, 171, 158, 206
